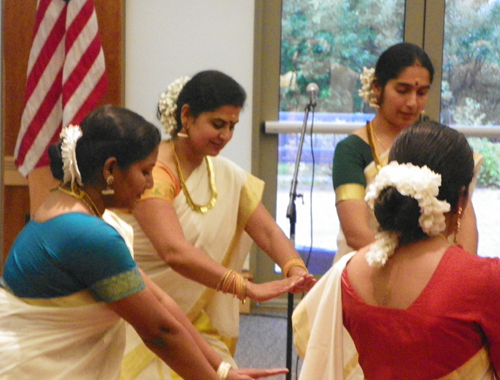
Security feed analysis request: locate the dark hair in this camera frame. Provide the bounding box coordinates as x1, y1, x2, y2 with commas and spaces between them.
375, 42, 434, 88
157, 70, 247, 134
374, 120, 474, 244
49, 105, 161, 185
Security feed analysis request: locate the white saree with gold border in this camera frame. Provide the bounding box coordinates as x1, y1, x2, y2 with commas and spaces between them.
293, 251, 361, 380
0, 288, 125, 380
0, 210, 134, 380
117, 156, 264, 380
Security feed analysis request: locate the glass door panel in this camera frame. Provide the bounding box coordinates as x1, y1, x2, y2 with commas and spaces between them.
441, 0, 500, 258
277, 0, 405, 274
441, 0, 500, 127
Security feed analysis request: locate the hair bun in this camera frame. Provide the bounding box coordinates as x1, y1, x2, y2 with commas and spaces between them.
374, 187, 425, 244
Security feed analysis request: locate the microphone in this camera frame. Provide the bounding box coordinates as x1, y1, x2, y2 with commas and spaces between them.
306, 82, 319, 108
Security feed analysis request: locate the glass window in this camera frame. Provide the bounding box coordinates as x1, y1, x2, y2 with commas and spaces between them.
442, 0, 500, 258
275, 0, 500, 275
277, 0, 405, 274
280, 0, 405, 116
441, 0, 500, 127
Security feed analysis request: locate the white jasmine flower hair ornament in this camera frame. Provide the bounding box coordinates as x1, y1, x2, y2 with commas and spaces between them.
364, 161, 451, 267
358, 67, 379, 109
158, 76, 191, 137
60, 124, 83, 188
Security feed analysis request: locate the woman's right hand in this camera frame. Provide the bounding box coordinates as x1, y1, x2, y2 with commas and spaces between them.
245, 276, 305, 303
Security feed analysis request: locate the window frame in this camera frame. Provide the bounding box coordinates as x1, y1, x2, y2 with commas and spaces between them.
252, 0, 500, 308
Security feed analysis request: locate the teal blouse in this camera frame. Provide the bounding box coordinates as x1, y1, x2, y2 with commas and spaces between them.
2, 213, 145, 303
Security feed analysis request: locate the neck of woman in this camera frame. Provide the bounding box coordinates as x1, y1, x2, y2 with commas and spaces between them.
50, 184, 105, 218
370, 115, 403, 147
171, 136, 205, 173
85, 186, 106, 216
392, 233, 451, 260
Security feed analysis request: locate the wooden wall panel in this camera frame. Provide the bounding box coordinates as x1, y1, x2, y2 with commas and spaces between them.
2, 0, 124, 264
2, 186, 30, 266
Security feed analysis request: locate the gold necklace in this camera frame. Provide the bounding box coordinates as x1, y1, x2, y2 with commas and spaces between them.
171, 142, 217, 214
366, 121, 384, 171
57, 184, 103, 218
373, 127, 388, 151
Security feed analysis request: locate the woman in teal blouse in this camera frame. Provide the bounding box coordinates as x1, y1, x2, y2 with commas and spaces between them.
0, 105, 288, 380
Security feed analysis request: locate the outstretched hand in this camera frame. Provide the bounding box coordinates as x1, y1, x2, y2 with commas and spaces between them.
227, 367, 289, 380
287, 273, 316, 294
246, 276, 305, 303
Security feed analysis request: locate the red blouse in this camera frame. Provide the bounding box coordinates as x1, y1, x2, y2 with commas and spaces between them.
342, 245, 500, 380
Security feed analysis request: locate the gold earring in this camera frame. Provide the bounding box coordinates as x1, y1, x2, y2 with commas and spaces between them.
454, 206, 463, 244
101, 175, 115, 195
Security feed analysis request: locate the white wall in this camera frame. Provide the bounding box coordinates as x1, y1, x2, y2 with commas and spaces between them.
124, 1, 255, 171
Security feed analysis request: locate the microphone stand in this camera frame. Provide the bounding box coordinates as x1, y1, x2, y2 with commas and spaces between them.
285, 99, 315, 380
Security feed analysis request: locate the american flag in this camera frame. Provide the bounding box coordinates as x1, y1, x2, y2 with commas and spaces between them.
14, 0, 107, 177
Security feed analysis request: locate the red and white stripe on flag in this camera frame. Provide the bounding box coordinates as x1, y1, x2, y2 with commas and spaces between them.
14, 0, 107, 177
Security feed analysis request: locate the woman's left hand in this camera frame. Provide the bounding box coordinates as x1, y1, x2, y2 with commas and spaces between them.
227, 367, 289, 380
286, 267, 316, 293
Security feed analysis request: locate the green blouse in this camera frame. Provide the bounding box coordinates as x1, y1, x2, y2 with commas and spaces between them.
332, 134, 374, 203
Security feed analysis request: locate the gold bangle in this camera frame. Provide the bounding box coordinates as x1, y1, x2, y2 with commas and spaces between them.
281, 257, 307, 278
216, 270, 246, 303
221, 272, 237, 294
281, 257, 303, 274
216, 270, 233, 291
281, 255, 302, 266
284, 263, 309, 278
233, 273, 245, 303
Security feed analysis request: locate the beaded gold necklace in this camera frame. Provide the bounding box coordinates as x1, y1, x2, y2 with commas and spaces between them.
57, 184, 103, 218
171, 141, 217, 214
366, 121, 384, 171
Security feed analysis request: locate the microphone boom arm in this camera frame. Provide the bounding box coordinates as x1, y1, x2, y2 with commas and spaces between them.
285, 92, 316, 380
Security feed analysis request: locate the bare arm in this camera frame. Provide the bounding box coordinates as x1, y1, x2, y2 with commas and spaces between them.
132, 198, 303, 302
244, 203, 316, 293
244, 203, 298, 264
133, 198, 226, 288
336, 199, 376, 250
108, 276, 220, 380
456, 197, 478, 255
112, 270, 289, 380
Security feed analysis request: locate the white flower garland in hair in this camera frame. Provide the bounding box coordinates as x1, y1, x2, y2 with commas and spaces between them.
158, 76, 191, 137
368, 231, 400, 267
60, 124, 83, 187
358, 67, 379, 109
364, 161, 451, 267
